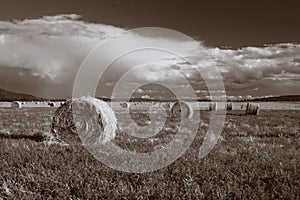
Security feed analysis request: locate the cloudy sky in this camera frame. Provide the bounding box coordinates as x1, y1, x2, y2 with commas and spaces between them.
0, 0, 299, 99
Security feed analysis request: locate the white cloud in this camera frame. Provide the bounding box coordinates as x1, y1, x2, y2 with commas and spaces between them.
0, 14, 124, 81
208, 43, 300, 84
131, 43, 300, 85
0, 14, 204, 84
0, 14, 299, 98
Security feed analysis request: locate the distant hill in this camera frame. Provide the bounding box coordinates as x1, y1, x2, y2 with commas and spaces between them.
100, 95, 300, 102
1, 88, 299, 102
0, 89, 45, 101
251, 95, 300, 102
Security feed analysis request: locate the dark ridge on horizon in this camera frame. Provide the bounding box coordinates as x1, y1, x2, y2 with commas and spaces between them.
0, 88, 45, 101
99, 96, 300, 102
250, 95, 300, 102
0, 88, 299, 102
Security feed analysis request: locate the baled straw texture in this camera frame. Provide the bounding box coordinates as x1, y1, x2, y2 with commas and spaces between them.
51, 96, 117, 144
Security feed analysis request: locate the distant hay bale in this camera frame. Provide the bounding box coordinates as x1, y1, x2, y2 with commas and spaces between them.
209, 102, 217, 111
163, 102, 171, 109
51, 96, 117, 145
120, 102, 130, 109
226, 102, 233, 110
245, 103, 259, 115
11, 101, 22, 109
171, 101, 193, 119
48, 102, 55, 107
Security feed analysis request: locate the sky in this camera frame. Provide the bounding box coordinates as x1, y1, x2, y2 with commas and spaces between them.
0, 0, 299, 99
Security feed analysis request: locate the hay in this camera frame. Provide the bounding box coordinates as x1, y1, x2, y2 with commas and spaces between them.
170, 101, 193, 119
120, 102, 130, 109
11, 101, 22, 109
245, 102, 259, 115
51, 100, 78, 143
51, 96, 117, 145
226, 102, 233, 110
48, 102, 55, 107
209, 102, 217, 111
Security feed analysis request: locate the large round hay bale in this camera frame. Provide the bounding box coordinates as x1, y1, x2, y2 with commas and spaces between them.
226, 102, 233, 110
51, 97, 117, 145
245, 103, 259, 115
51, 100, 76, 143
170, 101, 193, 119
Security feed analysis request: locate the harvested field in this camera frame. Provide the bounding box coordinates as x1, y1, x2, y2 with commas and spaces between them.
0, 105, 299, 199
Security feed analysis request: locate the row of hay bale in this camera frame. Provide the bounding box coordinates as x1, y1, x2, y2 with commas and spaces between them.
119, 101, 230, 112
208, 102, 259, 115
119, 101, 258, 114
10, 101, 65, 109
47, 101, 64, 107
50, 98, 259, 145
209, 102, 233, 111
51, 99, 192, 144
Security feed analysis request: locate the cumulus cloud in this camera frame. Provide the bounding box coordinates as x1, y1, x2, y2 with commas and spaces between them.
208, 43, 300, 84
0, 14, 124, 81
138, 43, 300, 88
0, 14, 203, 84
0, 14, 299, 98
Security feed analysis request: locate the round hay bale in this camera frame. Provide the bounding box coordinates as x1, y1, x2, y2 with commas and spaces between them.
51, 97, 117, 145
120, 102, 130, 109
245, 103, 259, 115
51, 100, 77, 143
170, 101, 193, 119
11, 101, 22, 109
226, 102, 233, 110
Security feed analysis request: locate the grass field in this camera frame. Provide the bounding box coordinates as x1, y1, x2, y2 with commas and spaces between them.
0, 106, 300, 199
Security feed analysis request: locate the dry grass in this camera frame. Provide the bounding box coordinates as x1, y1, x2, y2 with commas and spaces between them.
0, 107, 299, 199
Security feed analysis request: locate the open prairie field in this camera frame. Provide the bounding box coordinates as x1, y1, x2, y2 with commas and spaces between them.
0, 105, 300, 199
